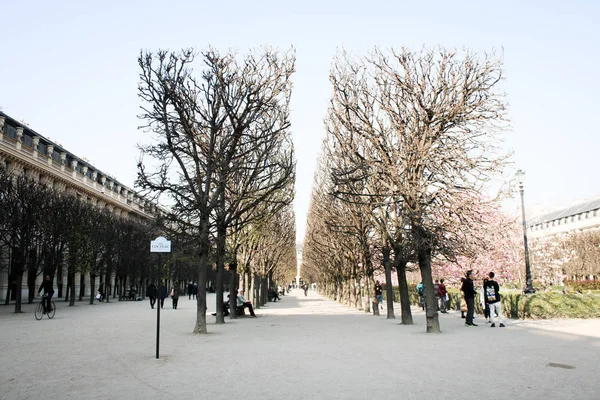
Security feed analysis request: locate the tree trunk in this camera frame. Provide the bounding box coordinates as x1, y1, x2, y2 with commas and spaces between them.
243, 271, 250, 302
418, 245, 440, 333
394, 249, 413, 325
250, 273, 257, 308
229, 262, 238, 319
57, 263, 64, 298
113, 275, 118, 299
27, 267, 36, 304
79, 273, 85, 301
215, 222, 226, 323
382, 244, 395, 319
69, 271, 76, 306
14, 271, 24, 313
193, 251, 208, 334
369, 274, 379, 316
261, 274, 268, 306
89, 274, 96, 305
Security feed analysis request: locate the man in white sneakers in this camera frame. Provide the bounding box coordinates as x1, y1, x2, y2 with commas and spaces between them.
484, 272, 505, 328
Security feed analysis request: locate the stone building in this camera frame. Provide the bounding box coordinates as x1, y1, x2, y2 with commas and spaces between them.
0, 111, 155, 300
527, 197, 600, 239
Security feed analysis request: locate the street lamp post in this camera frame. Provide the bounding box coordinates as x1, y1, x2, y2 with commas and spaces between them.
516, 170, 536, 294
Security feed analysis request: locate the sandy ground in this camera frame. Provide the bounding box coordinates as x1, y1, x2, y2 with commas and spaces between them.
1, 290, 599, 400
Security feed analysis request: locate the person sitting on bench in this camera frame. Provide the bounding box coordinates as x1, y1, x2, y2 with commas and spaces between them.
212, 295, 231, 317
236, 290, 256, 317
268, 287, 281, 302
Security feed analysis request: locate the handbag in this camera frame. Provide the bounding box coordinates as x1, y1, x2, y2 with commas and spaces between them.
170, 289, 174, 297
96, 293, 102, 300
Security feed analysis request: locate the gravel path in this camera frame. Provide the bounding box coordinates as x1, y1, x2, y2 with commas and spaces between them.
1, 290, 598, 400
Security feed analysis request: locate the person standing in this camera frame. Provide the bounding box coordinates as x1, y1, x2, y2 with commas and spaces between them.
37, 275, 55, 313
459, 278, 467, 318
147, 282, 157, 309
461, 270, 478, 326
416, 282, 424, 310
374, 281, 383, 310
97, 282, 105, 302
480, 277, 491, 323
171, 283, 180, 309
485, 272, 505, 328
438, 279, 448, 313
159, 282, 168, 309
433, 280, 441, 311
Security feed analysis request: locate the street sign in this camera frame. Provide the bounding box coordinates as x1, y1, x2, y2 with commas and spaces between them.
150, 236, 171, 253
150, 236, 171, 359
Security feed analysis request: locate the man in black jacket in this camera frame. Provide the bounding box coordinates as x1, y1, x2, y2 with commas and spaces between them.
37, 275, 54, 314
461, 270, 478, 326
147, 282, 157, 309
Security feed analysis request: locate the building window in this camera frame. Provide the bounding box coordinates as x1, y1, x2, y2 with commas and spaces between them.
22, 135, 33, 148
86, 169, 93, 179
38, 142, 47, 155
6, 125, 17, 139
594, 210, 598, 217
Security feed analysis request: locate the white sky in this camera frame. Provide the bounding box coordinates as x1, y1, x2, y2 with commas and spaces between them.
1, 0, 598, 242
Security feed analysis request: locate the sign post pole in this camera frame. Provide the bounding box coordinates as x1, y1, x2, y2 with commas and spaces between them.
150, 236, 171, 360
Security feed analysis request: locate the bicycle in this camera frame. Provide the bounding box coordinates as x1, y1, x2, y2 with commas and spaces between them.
35, 294, 55, 320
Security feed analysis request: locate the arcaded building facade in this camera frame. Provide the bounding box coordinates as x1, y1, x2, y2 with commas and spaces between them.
0, 111, 155, 300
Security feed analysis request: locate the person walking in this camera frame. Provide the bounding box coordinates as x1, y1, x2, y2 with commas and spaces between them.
485, 272, 505, 328
192, 283, 197, 300
171, 283, 180, 309
480, 277, 491, 323
159, 282, 168, 309
147, 282, 157, 309
461, 270, 478, 326
374, 280, 383, 310
438, 278, 448, 313
187, 281, 194, 300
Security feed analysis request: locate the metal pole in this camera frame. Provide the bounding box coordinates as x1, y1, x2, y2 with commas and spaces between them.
519, 184, 535, 294
156, 253, 161, 359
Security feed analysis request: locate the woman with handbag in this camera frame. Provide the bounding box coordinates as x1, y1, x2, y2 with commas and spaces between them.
171, 283, 180, 309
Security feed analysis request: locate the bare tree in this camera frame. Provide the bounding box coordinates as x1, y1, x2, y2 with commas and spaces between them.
137, 47, 295, 334
310, 47, 510, 333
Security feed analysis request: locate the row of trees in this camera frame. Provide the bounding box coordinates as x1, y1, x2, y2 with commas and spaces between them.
530, 230, 600, 286
136, 47, 298, 334
303, 47, 511, 333
0, 166, 156, 313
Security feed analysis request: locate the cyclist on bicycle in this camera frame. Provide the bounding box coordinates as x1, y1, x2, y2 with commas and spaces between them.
37, 275, 54, 313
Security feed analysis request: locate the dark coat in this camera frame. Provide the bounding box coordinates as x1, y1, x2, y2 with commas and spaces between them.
147, 284, 158, 298
461, 278, 476, 299
159, 285, 168, 299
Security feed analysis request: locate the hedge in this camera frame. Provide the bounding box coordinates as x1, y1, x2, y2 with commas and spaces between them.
383, 285, 600, 319
564, 279, 600, 292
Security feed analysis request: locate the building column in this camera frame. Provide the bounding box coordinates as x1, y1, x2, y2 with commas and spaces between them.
60, 152, 67, 171
0, 116, 5, 141
91, 171, 98, 189
46, 145, 54, 166
32, 136, 40, 158
15, 127, 24, 150
71, 160, 78, 178
82, 166, 88, 183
